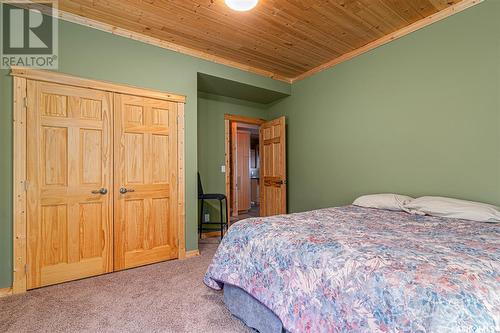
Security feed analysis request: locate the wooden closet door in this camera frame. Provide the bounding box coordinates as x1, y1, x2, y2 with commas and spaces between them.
26, 80, 113, 289
114, 94, 178, 270
260, 116, 287, 216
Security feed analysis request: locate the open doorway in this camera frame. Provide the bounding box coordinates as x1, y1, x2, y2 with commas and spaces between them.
225, 115, 265, 224
224, 114, 287, 225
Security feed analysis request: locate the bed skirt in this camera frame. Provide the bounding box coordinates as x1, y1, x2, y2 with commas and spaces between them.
223, 284, 288, 333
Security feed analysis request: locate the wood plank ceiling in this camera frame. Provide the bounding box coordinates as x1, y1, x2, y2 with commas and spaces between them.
58, 0, 474, 82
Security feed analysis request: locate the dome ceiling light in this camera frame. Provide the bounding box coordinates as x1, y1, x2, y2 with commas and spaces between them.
224, 0, 259, 12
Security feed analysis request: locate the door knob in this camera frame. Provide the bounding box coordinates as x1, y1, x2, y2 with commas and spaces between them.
91, 188, 108, 195
119, 187, 135, 194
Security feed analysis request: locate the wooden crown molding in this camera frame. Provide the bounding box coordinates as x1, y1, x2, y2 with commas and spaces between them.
10, 66, 186, 103
291, 0, 484, 83
27, 0, 482, 85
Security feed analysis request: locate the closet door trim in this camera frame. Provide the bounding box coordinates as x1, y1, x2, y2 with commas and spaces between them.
12, 75, 28, 294
10, 67, 186, 103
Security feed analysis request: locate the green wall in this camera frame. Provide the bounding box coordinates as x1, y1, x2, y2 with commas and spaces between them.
0, 18, 289, 288
197, 92, 270, 196
270, 0, 500, 213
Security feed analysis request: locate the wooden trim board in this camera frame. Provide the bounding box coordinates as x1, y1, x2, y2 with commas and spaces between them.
10, 67, 186, 103
184, 250, 200, 259
12, 76, 27, 294
177, 103, 187, 260
0, 288, 13, 298
292, 0, 484, 82
224, 114, 266, 126
224, 119, 231, 223
230, 121, 238, 218
201, 231, 223, 239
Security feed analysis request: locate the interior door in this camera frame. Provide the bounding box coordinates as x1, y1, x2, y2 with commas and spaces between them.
26, 80, 113, 289
259, 116, 287, 216
237, 130, 251, 212
114, 93, 178, 270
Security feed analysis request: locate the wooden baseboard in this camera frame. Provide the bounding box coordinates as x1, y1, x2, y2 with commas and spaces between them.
184, 250, 200, 259
0, 287, 13, 298
201, 231, 223, 239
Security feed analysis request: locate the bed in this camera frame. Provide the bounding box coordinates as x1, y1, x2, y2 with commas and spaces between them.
204, 205, 499, 333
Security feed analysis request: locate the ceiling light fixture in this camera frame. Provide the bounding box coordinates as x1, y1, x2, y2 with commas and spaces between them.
224, 0, 259, 12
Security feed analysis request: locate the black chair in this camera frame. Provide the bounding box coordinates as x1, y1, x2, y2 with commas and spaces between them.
198, 173, 228, 239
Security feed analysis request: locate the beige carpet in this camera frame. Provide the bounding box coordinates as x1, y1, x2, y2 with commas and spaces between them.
0, 239, 252, 333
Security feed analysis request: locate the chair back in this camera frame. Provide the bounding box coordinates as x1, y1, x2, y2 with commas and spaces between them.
197, 172, 204, 197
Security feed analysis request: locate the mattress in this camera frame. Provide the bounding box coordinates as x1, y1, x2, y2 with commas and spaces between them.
205, 205, 500, 332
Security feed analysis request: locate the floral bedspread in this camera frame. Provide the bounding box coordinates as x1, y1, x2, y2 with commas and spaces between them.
204, 206, 500, 333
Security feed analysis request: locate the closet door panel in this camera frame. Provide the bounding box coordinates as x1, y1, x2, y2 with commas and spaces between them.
27, 80, 113, 289
114, 94, 178, 270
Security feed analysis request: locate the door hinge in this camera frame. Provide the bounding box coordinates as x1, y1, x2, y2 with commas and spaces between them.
24, 264, 29, 274
24, 97, 28, 108
23, 180, 30, 191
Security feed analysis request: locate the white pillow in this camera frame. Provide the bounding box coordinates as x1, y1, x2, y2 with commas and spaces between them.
353, 194, 414, 211
404, 196, 500, 222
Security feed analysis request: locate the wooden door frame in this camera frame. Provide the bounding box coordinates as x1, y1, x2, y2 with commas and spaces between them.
11, 67, 187, 294
224, 114, 266, 223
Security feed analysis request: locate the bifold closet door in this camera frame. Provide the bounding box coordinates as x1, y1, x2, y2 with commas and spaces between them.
26, 80, 113, 289
114, 94, 178, 270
